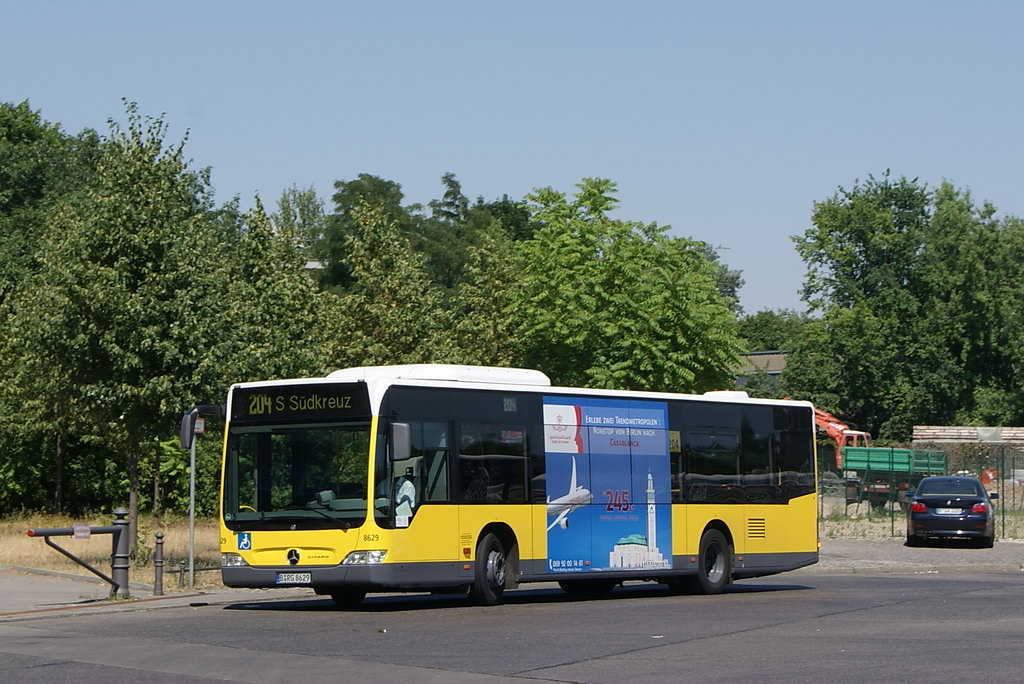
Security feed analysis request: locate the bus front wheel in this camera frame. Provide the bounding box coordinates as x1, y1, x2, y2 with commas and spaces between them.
470, 533, 507, 606
693, 529, 732, 595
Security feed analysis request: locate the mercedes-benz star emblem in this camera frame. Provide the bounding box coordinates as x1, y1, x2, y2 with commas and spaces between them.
287, 549, 300, 565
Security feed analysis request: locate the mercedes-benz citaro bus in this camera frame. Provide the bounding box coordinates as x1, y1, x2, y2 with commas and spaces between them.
213, 364, 818, 607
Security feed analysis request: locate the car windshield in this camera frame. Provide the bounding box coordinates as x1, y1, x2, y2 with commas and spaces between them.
917, 480, 982, 497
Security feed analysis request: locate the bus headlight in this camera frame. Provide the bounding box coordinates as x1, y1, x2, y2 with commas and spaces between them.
221, 553, 248, 567
342, 550, 387, 565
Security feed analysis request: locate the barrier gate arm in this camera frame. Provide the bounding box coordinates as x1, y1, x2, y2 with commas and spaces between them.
26, 508, 131, 598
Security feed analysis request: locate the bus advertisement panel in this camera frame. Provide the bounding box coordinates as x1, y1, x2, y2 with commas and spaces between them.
544, 396, 672, 574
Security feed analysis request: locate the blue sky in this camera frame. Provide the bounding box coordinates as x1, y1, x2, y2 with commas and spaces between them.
4, 2, 1022, 313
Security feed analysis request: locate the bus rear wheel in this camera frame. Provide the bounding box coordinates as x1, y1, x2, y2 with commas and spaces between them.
470, 533, 507, 606
693, 529, 731, 595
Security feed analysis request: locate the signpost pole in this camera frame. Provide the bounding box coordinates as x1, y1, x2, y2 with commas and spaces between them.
189, 434, 196, 589
179, 406, 220, 591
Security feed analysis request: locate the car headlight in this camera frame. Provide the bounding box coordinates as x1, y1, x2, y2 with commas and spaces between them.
342, 550, 387, 565
221, 553, 249, 567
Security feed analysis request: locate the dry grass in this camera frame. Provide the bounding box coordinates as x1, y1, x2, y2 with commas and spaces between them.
2, 512, 223, 591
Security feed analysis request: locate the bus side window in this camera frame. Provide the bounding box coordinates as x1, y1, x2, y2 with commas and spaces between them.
456, 423, 527, 503
379, 421, 451, 521
670, 447, 685, 503
741, 405, 776, 503
773, 406, 815, 499
685, 430, 741, 503
417, 422, 450, 503
529, 426, 546, 503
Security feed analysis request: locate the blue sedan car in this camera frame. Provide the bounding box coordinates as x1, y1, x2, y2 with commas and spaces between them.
906, 476, 998, 548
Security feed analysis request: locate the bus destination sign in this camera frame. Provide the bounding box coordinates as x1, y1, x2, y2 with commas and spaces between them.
230, 383, 371, 424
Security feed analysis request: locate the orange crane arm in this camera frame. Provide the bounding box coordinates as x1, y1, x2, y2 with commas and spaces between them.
812, 407, 871, 469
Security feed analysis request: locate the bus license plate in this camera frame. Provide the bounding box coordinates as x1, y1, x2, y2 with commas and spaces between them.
275, 572, 311, 584
936, 508, 961, 515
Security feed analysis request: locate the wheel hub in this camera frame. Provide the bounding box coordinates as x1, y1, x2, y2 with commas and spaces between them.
486, 549, 506, 587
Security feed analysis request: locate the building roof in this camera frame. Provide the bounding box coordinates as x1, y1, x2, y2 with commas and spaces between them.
912, 426, 1024, 445
736, 351, 789, 375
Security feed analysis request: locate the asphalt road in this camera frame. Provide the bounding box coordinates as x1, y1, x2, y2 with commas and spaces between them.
2, 539, 1023, 683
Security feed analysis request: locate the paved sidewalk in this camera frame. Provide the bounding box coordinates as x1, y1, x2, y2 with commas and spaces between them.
800, 537, 1024, 574
3, 538, 1021, 621
0, 566, 311, 621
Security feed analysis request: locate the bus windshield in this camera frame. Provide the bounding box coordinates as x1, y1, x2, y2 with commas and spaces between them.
223, 421, 371, 530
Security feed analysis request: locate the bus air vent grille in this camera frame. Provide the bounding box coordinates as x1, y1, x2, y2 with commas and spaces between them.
747, 518, 767, 539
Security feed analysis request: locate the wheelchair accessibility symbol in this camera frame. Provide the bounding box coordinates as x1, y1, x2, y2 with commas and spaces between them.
237, 532, 252, 551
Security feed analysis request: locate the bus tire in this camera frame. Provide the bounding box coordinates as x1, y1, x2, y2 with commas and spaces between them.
693, 529, 731, 595
470, 533, 507, 606
330, 588, 367, 608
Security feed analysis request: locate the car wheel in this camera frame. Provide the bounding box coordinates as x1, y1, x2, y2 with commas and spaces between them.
905, 534, 922, 547
978, 535, 994, 549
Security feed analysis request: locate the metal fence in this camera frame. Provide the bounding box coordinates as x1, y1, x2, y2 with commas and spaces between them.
818, 444, 1024, 539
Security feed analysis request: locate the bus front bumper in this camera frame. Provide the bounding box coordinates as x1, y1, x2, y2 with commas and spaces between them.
222, 561, 472, 590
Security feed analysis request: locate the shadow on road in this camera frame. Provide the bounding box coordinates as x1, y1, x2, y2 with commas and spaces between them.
221, 579, 814, 613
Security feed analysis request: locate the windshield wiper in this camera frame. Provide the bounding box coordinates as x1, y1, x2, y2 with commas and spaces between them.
304, 505, 352, 530
255, 507, 355, 531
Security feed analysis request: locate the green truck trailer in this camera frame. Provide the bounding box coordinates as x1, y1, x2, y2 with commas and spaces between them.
841, 446, 947, 507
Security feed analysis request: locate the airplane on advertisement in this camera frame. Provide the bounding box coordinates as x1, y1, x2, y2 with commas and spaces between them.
546, 455, 592, 531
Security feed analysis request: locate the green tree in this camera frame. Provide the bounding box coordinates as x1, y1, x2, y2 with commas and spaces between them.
320, 172, 533, 299
513, 178, 742, 391
421, 172, 476, 290
788, 173, 1024, 438
0, 103, 224, 536
204, 198, 335, 384
450, 223, 522, 367
738, 309, 813, 352
274, 185, 328, 263
472, 194, 534, 242
0, 100, 101, 303
695, 242, 744, 314
318, 174, 417, 292
324, 201, 456, 368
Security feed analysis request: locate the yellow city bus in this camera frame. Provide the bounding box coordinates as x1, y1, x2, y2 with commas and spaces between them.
215, 364, 818, 606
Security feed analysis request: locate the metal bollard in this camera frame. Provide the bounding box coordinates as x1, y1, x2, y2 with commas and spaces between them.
178, 559, 187, 589
110, 508, 131, 598
154, 531, 164, 596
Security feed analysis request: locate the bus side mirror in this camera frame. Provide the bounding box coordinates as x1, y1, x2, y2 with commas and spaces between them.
179, 411, 196, 450
391, 422, 412, 462
179, 405, 225, 450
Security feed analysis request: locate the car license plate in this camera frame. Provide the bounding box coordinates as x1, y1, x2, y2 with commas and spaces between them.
936, 508, 961, 515
275, 572, 311, 584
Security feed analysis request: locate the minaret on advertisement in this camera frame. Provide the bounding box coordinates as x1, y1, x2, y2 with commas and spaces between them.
646, 471, 657, 553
